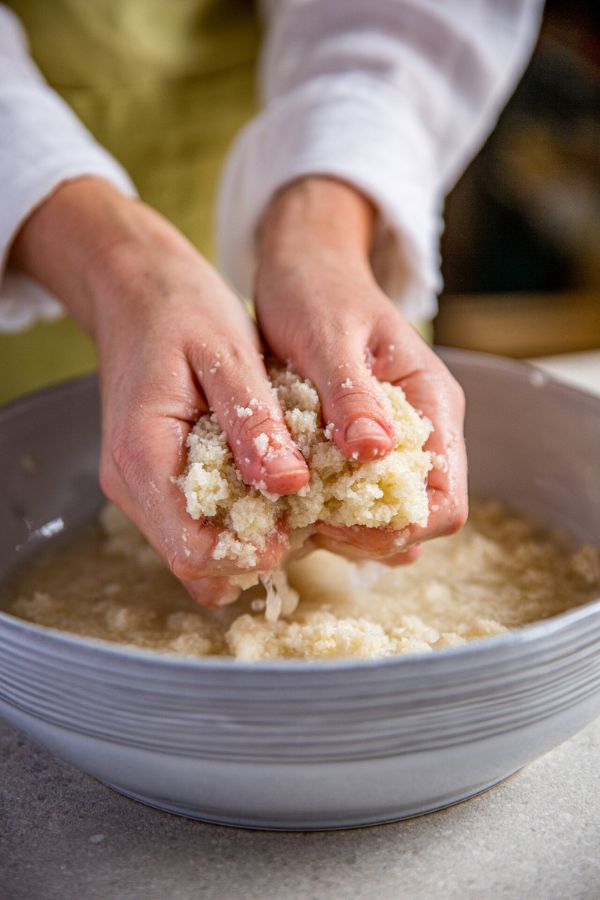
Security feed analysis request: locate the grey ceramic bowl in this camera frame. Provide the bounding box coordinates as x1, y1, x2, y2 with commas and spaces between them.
1, 349, 599, 830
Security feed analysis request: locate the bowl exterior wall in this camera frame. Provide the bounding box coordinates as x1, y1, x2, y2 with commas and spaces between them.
3, 691, 599, 829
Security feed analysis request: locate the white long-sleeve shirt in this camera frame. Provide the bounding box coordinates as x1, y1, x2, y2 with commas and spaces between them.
0, 0, 543, 332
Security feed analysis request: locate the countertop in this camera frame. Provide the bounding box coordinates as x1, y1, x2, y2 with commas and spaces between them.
2, 351, 599, 900
1, 717, 599, 900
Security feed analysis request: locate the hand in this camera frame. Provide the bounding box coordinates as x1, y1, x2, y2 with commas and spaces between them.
255, 176, 468, 565
10, 178, 310, 605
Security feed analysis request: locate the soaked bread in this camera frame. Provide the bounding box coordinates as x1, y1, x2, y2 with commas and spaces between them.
4, 501, 599, 661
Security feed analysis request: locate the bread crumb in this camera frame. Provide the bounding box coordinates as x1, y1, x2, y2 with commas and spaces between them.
253, 433, 270, 456
179, 366, 432, 572
431, 453, 447, 471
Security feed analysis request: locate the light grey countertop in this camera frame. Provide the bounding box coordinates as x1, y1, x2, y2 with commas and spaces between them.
2, 352, 600, 900
1, 717, 599, 900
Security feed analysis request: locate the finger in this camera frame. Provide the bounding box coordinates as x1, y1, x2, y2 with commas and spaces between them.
312, 532, 422, 566
314, 522, 414, 559
311, 534, 384, 563
182, 576, 241, 608
290, 329, 395, 462
381, 545, 423, 567
316, 521, 406, 556
396, 363, 468, 545
101, 412, 289, 603
367, 321, 469, 545
398, 484, 468, 549
188, 337, 310, 496
369, 315, 427, 385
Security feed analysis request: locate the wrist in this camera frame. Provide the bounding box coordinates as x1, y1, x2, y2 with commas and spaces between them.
10, 177, 139, 334
257, 176, 376, 272
10, 177, 198, 337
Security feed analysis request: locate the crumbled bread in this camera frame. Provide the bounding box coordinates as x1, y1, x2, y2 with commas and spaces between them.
253, 433, 270, 456
179, 366, 433, 568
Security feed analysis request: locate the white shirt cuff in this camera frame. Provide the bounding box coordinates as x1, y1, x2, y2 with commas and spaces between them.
0, 86, 136, 332
217, 73, 443, 322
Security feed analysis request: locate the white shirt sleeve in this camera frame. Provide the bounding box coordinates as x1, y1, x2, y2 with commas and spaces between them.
217, 0, 544, 321
0, 5, 136, 332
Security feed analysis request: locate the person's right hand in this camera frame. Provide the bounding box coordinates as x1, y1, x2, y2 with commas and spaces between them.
10, 177, 310, 606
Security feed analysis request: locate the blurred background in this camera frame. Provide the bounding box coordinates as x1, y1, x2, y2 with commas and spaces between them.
435, 0, 600, 358
0, 0, 598, 404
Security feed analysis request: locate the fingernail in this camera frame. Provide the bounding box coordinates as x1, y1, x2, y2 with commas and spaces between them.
345, 417, 390, 445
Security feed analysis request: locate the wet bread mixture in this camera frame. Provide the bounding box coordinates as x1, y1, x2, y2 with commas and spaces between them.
3, 501, 599, 661
179, 365, 433, 571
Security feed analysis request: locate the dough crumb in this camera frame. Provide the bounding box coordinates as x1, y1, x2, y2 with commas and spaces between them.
253, 433, 270, 456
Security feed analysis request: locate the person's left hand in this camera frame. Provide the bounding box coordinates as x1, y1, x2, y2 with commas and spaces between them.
255, 176, 468, 565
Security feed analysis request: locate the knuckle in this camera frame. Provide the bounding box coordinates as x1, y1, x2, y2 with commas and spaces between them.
202, 340, 257, 379
230, 409, 285, 453
290, 322, 362, 370
327, 377, 389, 426
289, 320, 335, 358
329, 381, 373, 409
375, 311, 403, 343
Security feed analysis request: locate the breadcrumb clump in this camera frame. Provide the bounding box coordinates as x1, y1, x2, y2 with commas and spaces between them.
179, 366, 433, 567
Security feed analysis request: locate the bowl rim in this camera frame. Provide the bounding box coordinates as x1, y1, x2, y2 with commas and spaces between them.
1, 347, 599, 676
2, 592, 599, 675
